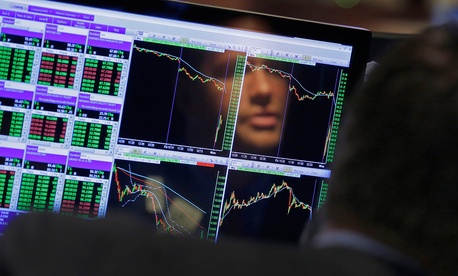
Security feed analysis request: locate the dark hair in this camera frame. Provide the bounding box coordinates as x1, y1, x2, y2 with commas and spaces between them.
326, 22, 458, 275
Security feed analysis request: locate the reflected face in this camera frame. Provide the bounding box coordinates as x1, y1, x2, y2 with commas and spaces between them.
235, 59, 289, 154
203, 53, 290, 155
199, 16, 290, 155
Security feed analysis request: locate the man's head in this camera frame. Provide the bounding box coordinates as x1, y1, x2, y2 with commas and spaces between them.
325, 22, 458, 275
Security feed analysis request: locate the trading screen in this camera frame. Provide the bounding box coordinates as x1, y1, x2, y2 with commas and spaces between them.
0, 0, 367, 243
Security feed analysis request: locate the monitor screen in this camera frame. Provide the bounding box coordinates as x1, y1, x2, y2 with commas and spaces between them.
0, 0, 372, 243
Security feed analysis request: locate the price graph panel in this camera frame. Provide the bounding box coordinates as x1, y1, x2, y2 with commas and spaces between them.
118, 40, 243, 154
218, 169, 320, 243
109, 159, 226, 240
281, 61, 345, 163
232, 56, 345, 163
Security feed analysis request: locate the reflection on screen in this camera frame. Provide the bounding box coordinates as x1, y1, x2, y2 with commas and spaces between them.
0, 0, 370, 243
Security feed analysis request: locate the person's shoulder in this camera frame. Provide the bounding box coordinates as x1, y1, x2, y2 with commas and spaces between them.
301, 245, 433, 276
0, 212, 433, 275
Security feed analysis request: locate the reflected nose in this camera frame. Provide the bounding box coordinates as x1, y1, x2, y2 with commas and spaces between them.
248, 70, 272, 106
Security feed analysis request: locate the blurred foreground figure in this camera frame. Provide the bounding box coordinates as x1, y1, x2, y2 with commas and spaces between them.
301, 21, 458, 276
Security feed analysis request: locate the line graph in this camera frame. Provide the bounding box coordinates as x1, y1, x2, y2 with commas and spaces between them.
217, 170, 319, 243
108, 159, 224, 239
221, 179, 312, 222
114, 163, 206, 236
134, 45, 228, 93
238, 56, 346, 163
119, 40, 241, 153
246, 61, 335, 102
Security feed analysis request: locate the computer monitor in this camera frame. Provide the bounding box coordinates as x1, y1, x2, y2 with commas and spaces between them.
0, 0, 372, 243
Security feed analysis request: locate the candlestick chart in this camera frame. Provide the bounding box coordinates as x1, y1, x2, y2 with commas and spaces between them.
245, 60, 335, 102
217, 169, 319, 243
109, 159, 224, 240
221, 179, 312, 221
119, 40, 242, 153
237, 56, 347, 163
